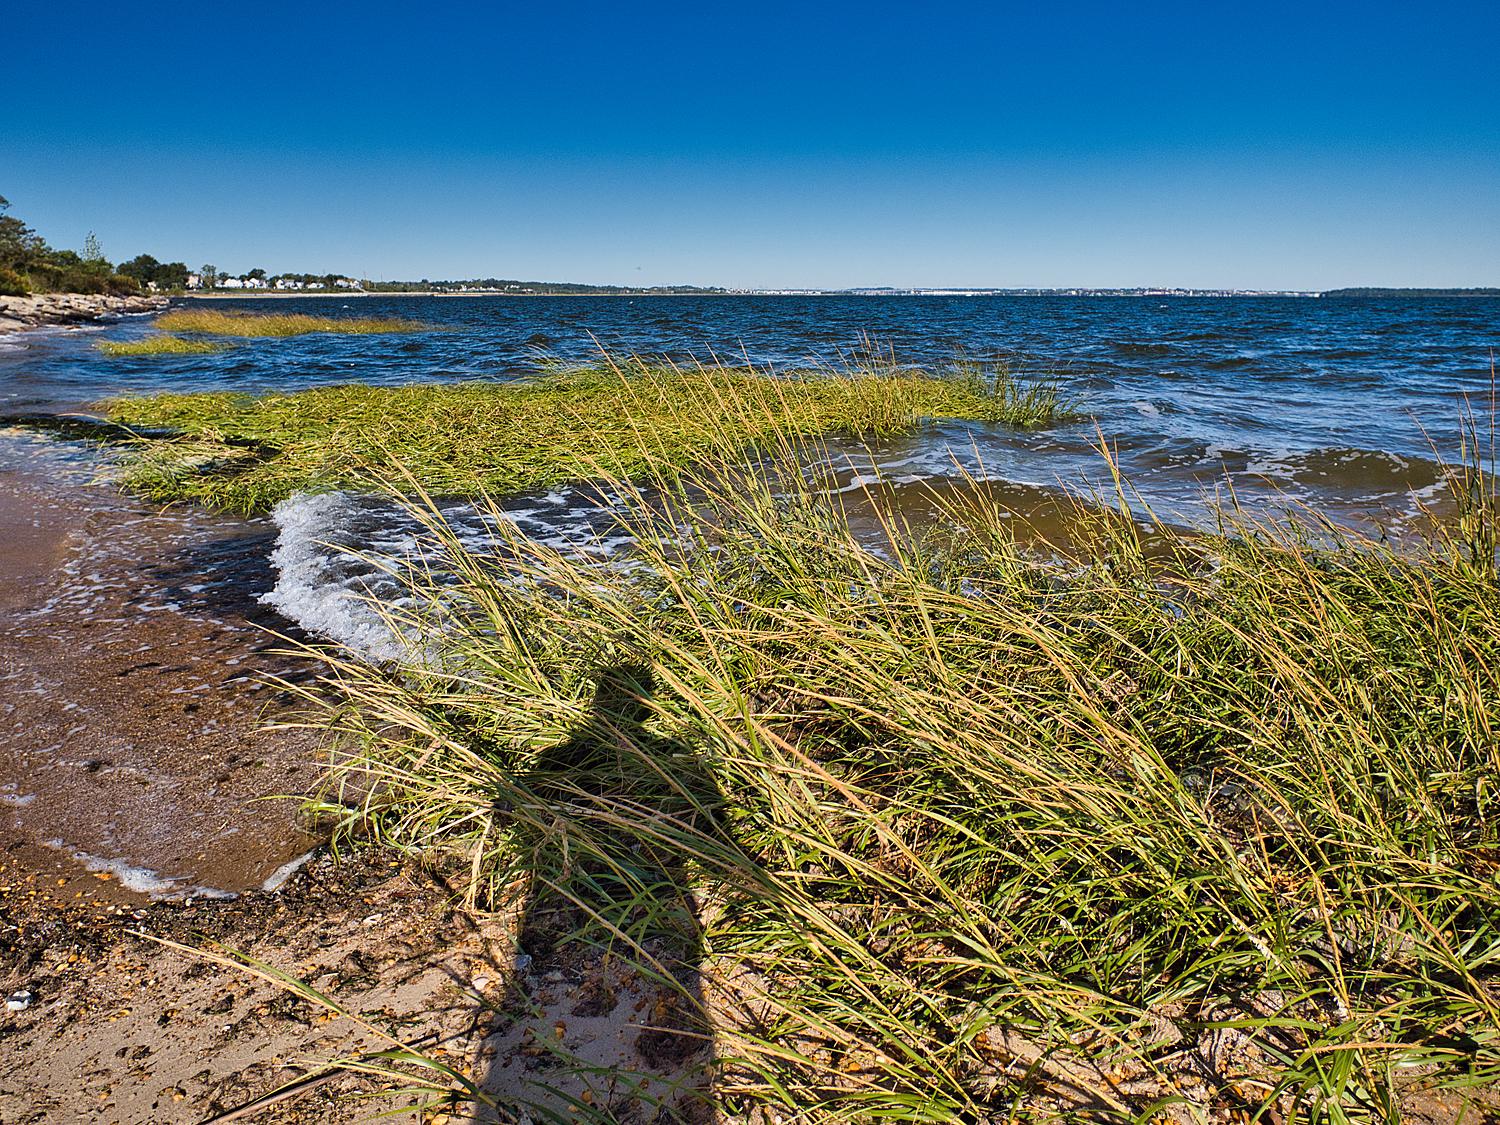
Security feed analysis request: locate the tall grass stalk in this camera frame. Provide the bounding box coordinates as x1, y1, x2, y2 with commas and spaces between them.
276, 402, 1500, 1121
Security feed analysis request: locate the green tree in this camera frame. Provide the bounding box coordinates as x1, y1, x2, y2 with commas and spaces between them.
82, 231, 105, 265
154, 261, 190, 289
0, 196, 48, 271
117, 254, 161, 285
200, 264, 219, 289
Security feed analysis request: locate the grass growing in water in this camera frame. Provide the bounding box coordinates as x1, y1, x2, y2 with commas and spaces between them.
152, 308, 427, 336
101, 354, 1073, 512
282, 405, 1500, 1122
97, 335, 230, 356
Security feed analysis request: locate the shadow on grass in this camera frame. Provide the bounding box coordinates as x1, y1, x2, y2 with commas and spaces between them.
476, 664, 721, 1123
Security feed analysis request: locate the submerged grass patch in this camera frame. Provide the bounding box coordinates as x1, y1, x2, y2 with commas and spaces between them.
101, 355, 1074, 513
292, 427, 1500, 1122
152, 308, 427, 337
96, 335, 231, 356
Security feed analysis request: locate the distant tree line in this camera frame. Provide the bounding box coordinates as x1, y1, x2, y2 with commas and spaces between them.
116, 254, 191, 290
0, 195, 151, 297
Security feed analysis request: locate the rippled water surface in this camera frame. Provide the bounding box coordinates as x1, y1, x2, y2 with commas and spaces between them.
7, 293, 1498, 509
3, 292, 1499, 657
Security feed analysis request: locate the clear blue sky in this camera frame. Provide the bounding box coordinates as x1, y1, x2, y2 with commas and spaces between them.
5, 1, 1497, 289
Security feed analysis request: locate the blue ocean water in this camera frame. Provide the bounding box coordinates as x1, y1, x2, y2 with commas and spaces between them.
5, 293, 1497, 523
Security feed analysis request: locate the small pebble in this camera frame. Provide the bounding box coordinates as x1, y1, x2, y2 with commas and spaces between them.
513, 953, 532, 972
6, 990, 33, 1012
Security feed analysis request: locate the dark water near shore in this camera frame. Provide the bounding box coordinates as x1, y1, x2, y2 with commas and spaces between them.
1, 293, 1497, 893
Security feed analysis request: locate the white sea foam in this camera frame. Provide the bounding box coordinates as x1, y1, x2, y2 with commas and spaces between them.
259, 491, 412, 662
262, 849, 317, 892
45, 839, 237, 900
259, 485, 636, 662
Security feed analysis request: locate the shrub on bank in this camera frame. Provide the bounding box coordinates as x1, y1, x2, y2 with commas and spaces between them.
11, 260, 140, 296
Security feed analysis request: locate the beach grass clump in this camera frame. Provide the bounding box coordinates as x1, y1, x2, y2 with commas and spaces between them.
952, 356, 1074, 428
290, 416, 1500, 1121
100, 354, 1074, 513
96, 334, 231, 357
152, 308, 427, 336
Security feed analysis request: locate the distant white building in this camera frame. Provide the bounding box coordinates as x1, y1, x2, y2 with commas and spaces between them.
274, 278, 304, 290
335, 277, 363, 290
218, 277, 245, 289
242, 277, 269, 289
186, 273, 202, 290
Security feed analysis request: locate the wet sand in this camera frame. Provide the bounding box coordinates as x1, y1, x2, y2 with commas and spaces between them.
0, 472, 80, 607
0, 469, 320, 904
0, 453, 439, 1123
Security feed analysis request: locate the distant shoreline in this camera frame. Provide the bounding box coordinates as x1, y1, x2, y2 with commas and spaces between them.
181, 288, 1499, 300
181, 290, 731, 299
185, 289, 1317, 300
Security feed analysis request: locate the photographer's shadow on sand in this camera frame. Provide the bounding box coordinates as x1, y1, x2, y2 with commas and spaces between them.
475, 663, 726, 1124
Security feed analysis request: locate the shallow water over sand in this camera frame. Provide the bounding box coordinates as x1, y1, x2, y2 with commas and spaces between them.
0, 431, 317, 900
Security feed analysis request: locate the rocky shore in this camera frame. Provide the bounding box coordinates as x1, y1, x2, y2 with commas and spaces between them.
0, 292, 169, 334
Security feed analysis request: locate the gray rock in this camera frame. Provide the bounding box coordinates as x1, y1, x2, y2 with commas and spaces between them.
0, 293, 169, 335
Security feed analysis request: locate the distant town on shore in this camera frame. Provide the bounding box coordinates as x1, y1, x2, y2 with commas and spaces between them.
189, 274, 1500, 299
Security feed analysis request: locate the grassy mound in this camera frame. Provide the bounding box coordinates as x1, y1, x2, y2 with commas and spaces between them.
101, 356, 1073, 512
152, 309, 427, 336
97, 335, 230, 357
291, 413, 1500, 1121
